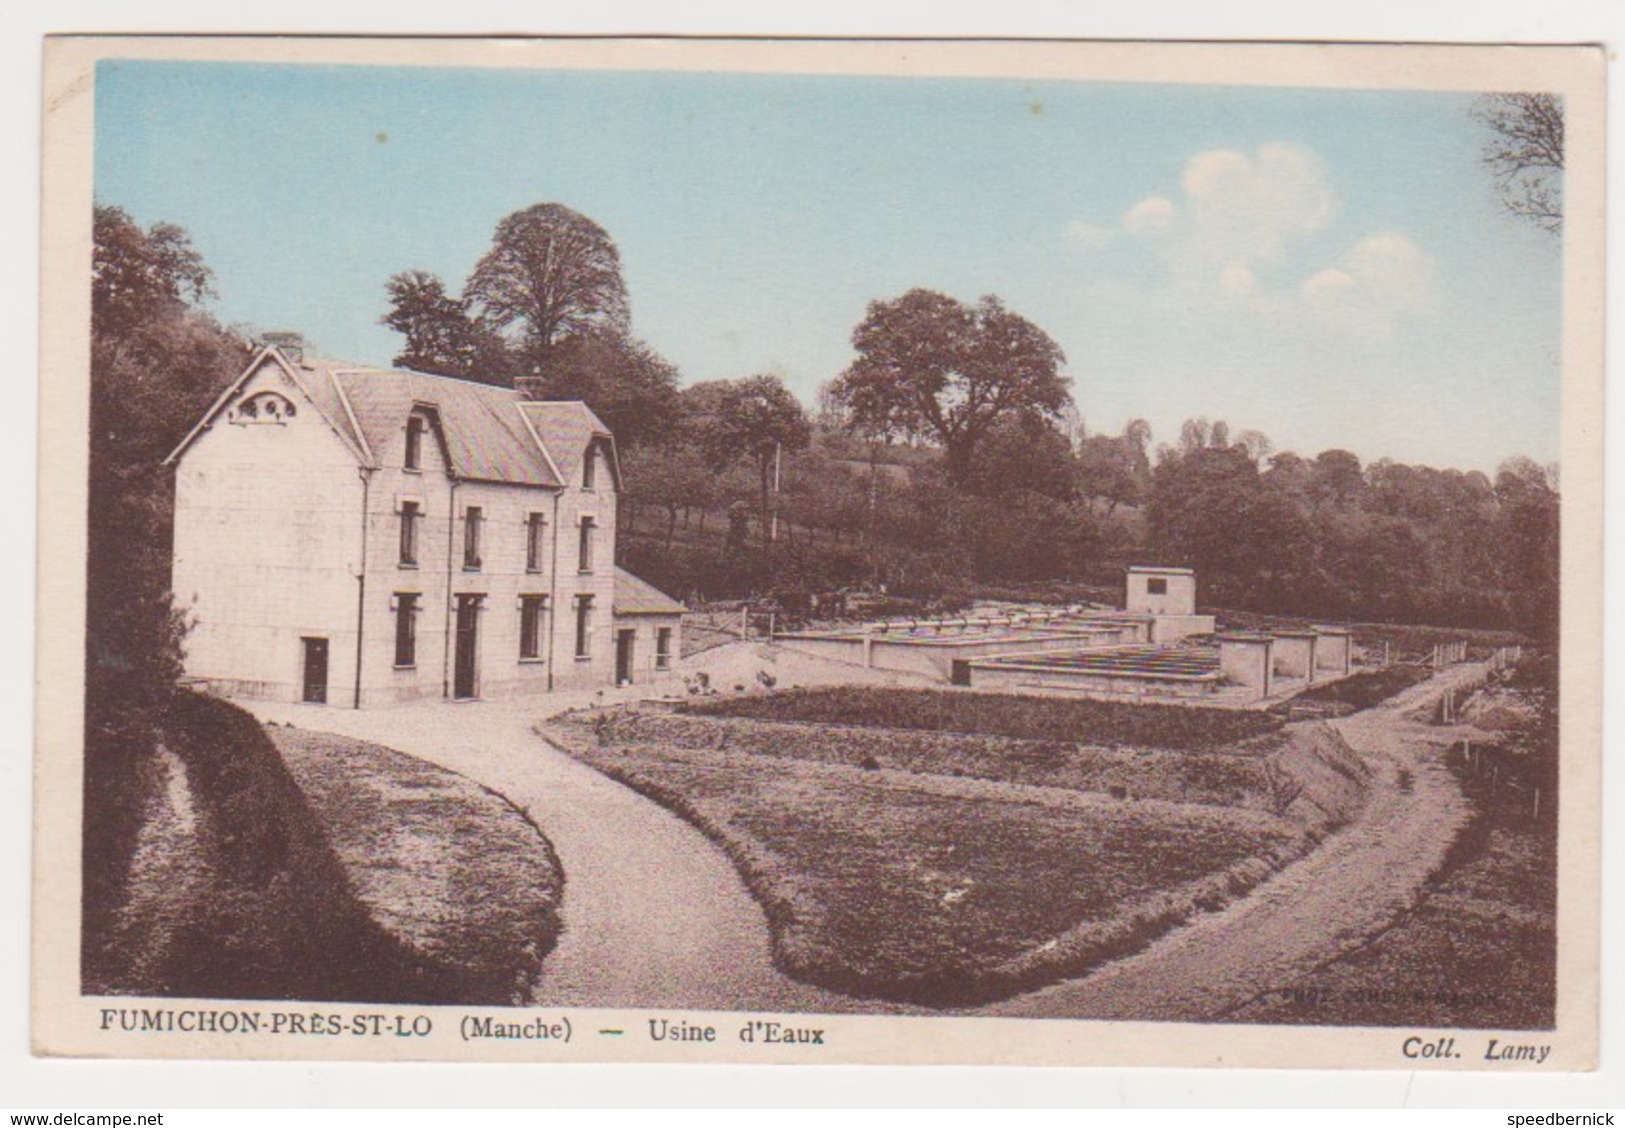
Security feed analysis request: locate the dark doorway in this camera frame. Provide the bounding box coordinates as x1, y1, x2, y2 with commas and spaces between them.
615, 628, 636, 686
454, 596, 482, 699
301, 637, 329, 704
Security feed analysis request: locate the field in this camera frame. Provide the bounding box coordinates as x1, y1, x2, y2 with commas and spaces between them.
547, 691, 1364, 1007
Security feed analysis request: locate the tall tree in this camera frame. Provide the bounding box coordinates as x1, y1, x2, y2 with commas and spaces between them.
380, 269, 513, 384
89, 207, 245, 716
465, 202, 630, 373
685, 375, 812, 547
86, 206, 246, 963
1472, 92, 1564, 234
534, 329, 681, 449
1494, 456, 1561, 641
831, 289, 1069, 487
1076, 419, 1152, 515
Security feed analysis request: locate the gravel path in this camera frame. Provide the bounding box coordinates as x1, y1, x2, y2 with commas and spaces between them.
978, 664, 1485, 1021
251, 691, 865, 1013
250, 658, 1485, 1020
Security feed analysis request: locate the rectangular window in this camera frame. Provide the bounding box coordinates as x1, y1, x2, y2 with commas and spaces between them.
1147, 577, 1168, 595
582, 444, 596, 490
574, 595, 594, 659
404, 415, 425, 470
578, 516, 595, 573
394, 593, 419, 667
526, 512, 547, 573
464, 506, 483, 570
520, 595, 547, 660
656, 627, 673, 670
399, 501, 420, 566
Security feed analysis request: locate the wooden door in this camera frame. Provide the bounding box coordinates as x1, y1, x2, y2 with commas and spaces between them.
454, 597, 481, 699
616, 628, 636, 685
301, 637, 329, 704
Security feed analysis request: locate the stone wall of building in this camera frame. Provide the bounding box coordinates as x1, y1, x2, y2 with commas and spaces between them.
172, 359, 365, 704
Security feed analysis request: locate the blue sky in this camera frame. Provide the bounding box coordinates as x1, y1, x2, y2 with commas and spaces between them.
94, 60, 1562, 473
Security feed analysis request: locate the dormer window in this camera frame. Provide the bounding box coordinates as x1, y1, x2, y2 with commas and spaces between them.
581, 444, 597, 490
404, 415, 426, 470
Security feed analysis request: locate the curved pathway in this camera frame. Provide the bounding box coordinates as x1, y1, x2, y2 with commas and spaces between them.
978, 663, 1485, 1021
251, 691, 871, 1014
253, 661, 1485, 1021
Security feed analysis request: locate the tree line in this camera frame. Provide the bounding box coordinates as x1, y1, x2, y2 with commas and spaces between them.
88, 194, 1561, 738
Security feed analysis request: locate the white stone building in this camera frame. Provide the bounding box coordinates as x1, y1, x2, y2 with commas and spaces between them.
166, 343, 683, 706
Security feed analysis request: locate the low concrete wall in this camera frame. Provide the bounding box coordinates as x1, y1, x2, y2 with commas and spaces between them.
966, 663, 1220, 700
776, 628, 1130, 681
1314, 631, 1352, 676
1272, 633, 1318, 680
1145, 614, 1218, 644
1219, 635, 1273, 699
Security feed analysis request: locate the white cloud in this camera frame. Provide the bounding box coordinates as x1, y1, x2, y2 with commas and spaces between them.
1219, 263, 1257, 295
1179, 143, 1336, 265
1302, 267, 1355, 298
1301, 233, 1439, 336
1065, 220, 1115, 248
1122, 195, 1177, 235
1069, 141, 1439, 338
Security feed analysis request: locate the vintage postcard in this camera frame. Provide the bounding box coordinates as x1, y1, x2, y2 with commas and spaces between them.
34, 35, 1604, 1069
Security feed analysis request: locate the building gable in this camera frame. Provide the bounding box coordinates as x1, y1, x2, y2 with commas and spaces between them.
165, 347, 370, 468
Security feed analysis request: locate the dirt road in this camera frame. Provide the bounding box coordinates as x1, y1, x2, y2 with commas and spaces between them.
979, 663, 1484, 1022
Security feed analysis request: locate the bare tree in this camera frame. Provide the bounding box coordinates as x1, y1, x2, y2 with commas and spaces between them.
1472, 93, 1564, 235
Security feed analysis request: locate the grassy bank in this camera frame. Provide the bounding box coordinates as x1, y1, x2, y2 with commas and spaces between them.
271, 728, 563, 1004
1276, 665, 1434, 715
83, 691, 560, 1005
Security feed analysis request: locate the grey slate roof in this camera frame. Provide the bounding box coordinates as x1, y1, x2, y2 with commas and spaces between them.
170, 348, 621, 491
317, 359, 565, 488
613, 566, 685, 616
518, 400, 616, 488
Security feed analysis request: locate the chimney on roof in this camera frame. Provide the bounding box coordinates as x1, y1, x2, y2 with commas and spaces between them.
514, 375, 546, 401
258, 331, 306, 365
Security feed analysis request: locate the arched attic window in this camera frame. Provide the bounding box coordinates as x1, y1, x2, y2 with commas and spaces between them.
229, 391, 298, 425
